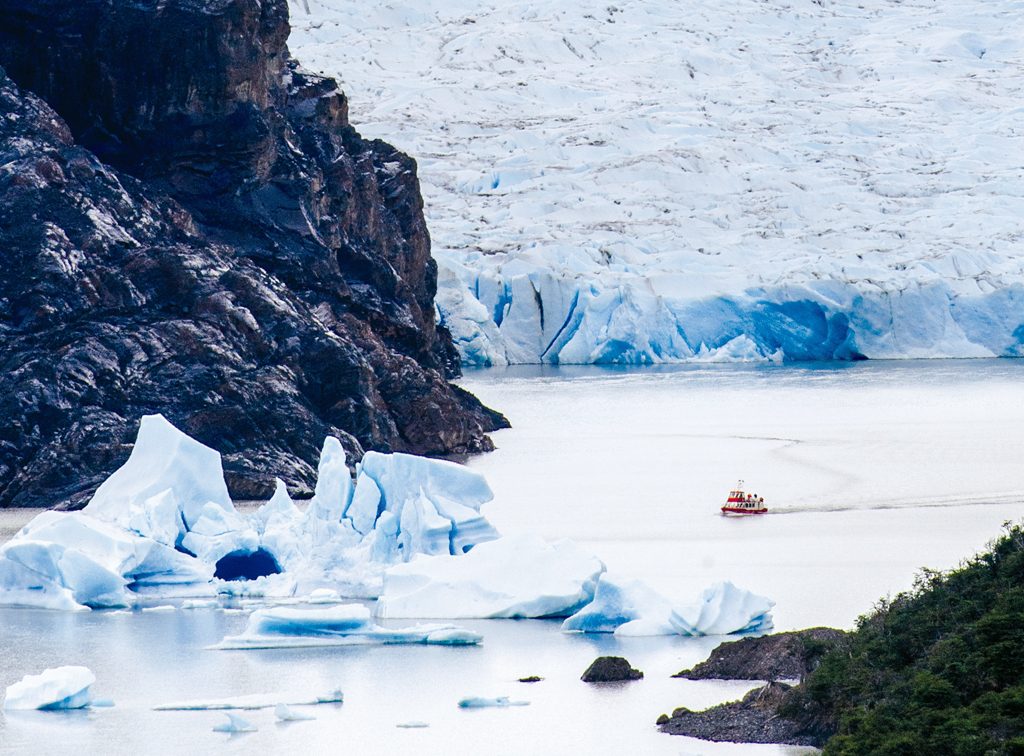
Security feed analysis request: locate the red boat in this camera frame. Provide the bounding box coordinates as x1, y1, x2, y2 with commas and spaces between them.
721, 480, 768, 515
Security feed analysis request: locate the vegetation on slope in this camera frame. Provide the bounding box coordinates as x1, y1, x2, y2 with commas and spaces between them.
782, 523, 1024, 755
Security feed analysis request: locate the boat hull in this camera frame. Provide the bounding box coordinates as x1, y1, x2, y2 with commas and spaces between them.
720, 507, 768, 516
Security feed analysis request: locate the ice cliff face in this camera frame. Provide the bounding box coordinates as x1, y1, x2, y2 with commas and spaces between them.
0, 0, 506, 508
290, 0, 1024, 365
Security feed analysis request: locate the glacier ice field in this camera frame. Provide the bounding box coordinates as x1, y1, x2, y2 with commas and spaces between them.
290, 0, 1024, 365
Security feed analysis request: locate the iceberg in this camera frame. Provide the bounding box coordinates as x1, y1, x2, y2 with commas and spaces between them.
210, 605, 483, 649
275, 703, 315, 722
212, 713, 257, 733
562, 576, 774, 637
0, 416, 505, 610
4, 666, 95, 710
670, 581, 776, 636
375, 534, 605, 619
84, 414, 233, 539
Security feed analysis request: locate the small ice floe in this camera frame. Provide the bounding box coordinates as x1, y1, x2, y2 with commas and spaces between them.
154, 688, 343, 711
561, 576, 773, 637
457, 696, 529, 709
4, 666, 96, 710
140, 604, 176, 613
396, 721, 430, 728
181, 599, 220, 610
212, 713, 257, 733
306, 588, 341, 604
91, 698, 116, 707
210, 605, 482, 650
275, 703, 315, 722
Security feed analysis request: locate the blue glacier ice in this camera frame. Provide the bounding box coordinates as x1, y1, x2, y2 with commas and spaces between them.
562, 576, 774, 637
212, 713, 257, 733
0, 416, 507, 609
211, 605, 482, 649
4, 666, 96, 710
438, 268, 1024, 366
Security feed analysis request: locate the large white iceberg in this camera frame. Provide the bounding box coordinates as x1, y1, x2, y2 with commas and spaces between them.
211, 604, 482, 649
4, 666, 96, 710
375, 534, 605, 619
0, 416, 503, 610
561, 576, 773, 637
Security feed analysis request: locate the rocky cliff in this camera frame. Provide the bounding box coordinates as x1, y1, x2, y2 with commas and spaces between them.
0, 0, 507, 508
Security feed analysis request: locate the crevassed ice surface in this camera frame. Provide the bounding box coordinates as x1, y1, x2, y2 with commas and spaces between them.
290, 0, 1024, 364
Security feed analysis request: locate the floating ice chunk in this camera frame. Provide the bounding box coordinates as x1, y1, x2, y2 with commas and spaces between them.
562, 576, 774, 637
0, 511, 211, 610
154, 689, 343, 711
307, 437, 352, 523
91, 698, 115, 707
211, 605, 482, 649
84, 414, 232, 536
366, 510, 400, 564
358, 452, 499, 558
140, 605, 176, 613
275, 703, 315, 722
180, 502, 260, 565
561, 576, 676, 636
396, 720, 430, 728
253, 479, 301, 531
213, 713, 256, 733
4, 666, 95, 710
376, 534, 605, 619
347, 473, 382, 535
457, 696, 529, 709
181, 599, 220, 609
424, 627, 484, 645
307, 588, 341, 604
398, 491, 453, 557
669, 581, 775, 636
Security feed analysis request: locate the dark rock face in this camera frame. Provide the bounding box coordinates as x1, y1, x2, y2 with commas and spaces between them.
674, 628, 848, 682
580, 656, 643, 683
658, 681, 824, 746
0, 0, 507, 508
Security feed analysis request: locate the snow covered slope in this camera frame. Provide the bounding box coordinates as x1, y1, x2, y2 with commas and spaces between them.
289, 0, 1024, 364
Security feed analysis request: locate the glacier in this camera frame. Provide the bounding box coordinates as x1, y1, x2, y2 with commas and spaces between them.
4, 666, 96, 711
289, 0, 1024, 365
561, 576, 774, 637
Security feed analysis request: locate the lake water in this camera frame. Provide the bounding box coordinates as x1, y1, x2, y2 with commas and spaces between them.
2, 360, 1022, 755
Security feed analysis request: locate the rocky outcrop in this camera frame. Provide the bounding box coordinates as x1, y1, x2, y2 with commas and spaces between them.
674, 628, 848, 682
581, 656, 643, 683
657, 681, 824, 746
0, 0, 507, 508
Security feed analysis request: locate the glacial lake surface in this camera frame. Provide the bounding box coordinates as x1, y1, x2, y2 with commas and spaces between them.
3, 360, 1023, 755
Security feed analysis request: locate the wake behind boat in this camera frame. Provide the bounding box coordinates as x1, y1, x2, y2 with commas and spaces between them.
722, 481, 768, 515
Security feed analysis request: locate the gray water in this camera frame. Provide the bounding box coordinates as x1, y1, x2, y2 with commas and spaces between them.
3, 359, 1023, 755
